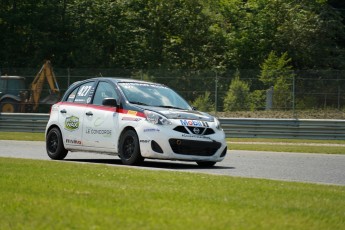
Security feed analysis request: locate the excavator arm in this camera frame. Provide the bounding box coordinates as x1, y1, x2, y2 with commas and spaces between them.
29, 60, 60, 112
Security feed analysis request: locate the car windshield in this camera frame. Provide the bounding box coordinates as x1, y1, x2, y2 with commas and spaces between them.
118, 82, 191, 110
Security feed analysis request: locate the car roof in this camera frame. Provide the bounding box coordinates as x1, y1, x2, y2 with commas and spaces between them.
88, 77, 164, 85
0, 75, 25, 80
65, 77, 167, 95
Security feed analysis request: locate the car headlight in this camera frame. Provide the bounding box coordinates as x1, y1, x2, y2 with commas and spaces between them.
144, 110, 172, 125
215, 118, 222, 130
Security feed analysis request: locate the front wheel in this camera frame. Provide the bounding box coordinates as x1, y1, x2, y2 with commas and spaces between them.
119, 130, 143, 165
0, 98, 19, 112
46, 127, 68, 160
196, 161, 217, 167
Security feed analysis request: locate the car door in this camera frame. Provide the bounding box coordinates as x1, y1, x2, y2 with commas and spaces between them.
82, 81, 119, 150
58, 81, 95, 148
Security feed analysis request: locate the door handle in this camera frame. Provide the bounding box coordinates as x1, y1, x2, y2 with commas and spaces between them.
86, 111, 93, 116
60, 109, 67, 114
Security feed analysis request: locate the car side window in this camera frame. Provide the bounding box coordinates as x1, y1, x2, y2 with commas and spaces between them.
93, 81, 118, 106
66, 87, 79, 102
65, 81, 94, 104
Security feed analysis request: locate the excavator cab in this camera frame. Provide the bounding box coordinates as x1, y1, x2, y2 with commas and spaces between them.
0, 76, 26, 96
0, 76, 28, 112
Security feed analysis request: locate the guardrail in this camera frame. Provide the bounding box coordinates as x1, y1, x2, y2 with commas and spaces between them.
219, 118, 345, 140
0, 113, 49, 133
0, 113, 345, 140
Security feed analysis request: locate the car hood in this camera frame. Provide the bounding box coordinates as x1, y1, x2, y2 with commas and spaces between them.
138, 106, 215, 122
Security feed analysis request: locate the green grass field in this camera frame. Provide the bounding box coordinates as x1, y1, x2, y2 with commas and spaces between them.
0, 132, 44, 141
0, 157, 344, 229
1, 132, 344, 154
229, 142, 345, 154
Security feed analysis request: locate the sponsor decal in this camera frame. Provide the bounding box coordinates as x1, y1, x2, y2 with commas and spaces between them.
127, 110, 138, 116
85, 127, 112, 136
140, 140, 151, 143
94, 117, 105, 127
180, 119, 208, 127
65, 116, 79, 131
122, 117, 141, 121
74, 98, 86, 103
66, 139, 82, 145
143, 128, 160, 132
121, 82, 167, 89
182, 134, 211, 140
193, 127, 200, 134
68, 93, 76, 100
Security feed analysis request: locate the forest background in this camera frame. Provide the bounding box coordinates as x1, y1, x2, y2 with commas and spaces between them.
1, 0, 345, 115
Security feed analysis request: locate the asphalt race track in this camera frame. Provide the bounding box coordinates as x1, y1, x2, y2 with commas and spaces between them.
0, 140, 344, 186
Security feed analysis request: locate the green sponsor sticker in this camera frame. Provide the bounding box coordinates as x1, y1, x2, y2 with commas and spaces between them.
65, 116, 79, 131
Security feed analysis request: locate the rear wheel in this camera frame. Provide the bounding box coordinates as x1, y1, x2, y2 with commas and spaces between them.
119, 130, 143, 165
196, 161, 217, 167
46, 127, 68, 160
0, 98, 19, 112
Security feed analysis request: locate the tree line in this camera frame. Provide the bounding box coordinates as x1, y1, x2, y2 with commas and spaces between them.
1, 0, 345, 110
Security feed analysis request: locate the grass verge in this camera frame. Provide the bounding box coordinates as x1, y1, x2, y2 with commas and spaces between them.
0, 157, 344, 229
229, 143, 345, 154
1, 132, 345, 154
227, 138, 345, 154
229, 138, 345, 145
0, 132, 44, 141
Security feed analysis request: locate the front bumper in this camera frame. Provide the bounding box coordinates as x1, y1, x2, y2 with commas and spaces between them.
136, 123, 227, 162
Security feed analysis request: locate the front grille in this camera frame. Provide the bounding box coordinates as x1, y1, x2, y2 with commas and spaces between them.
186, 126, 206, 135
173, 126, 189, 134
173, 126, 215, 135
169, 139, 221, 156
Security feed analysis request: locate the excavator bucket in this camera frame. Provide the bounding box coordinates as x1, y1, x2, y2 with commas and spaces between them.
40, 94, 60, 105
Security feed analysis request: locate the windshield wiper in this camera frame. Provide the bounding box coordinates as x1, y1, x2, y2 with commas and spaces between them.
129, 101, 149, 106
157, 105, 184, 110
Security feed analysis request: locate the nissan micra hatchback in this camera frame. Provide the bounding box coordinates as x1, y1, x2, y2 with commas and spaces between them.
45, 78, 227, 166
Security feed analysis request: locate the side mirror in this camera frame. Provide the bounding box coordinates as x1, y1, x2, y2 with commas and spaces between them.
102, 98, 118, 107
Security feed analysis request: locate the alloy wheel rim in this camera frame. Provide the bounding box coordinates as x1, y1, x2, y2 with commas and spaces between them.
48, 132, 58, 153
123, 136, 135, 159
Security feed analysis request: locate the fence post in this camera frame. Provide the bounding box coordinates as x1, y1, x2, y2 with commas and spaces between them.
266, 86, 273, 110
67, 68, 70, 87
292, 75, 296, 117
338, 79, 340, 110
215, 71, 218, 115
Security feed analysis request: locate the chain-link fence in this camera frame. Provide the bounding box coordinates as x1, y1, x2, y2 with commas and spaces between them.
1, 67, 345, 116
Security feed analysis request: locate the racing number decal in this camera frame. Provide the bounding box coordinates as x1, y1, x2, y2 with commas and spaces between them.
78, 85, 92, 97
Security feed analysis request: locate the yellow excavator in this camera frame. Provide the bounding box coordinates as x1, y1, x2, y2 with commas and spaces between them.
0, 60, 60, 113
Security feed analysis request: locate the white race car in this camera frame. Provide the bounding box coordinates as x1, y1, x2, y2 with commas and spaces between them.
45, 78, 227, 167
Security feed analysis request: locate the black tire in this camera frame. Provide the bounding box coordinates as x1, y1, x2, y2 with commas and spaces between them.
119, 130, 143, 165
0, 98, 19, 113
46, 127, 68, 160
196, 161, 217, 167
